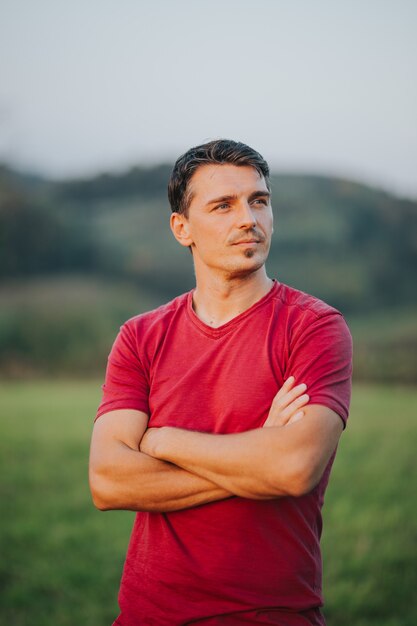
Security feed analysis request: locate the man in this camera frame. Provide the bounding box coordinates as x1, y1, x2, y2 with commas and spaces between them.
89, 139, 352, 626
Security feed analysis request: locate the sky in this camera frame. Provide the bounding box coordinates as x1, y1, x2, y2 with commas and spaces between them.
1, 0, 416, 198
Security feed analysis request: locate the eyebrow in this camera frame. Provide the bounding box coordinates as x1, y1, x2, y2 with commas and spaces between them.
205, 190, 271, 206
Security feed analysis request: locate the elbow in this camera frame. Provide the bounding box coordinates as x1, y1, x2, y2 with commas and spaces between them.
92, 495, 110, 512
89, 467, 114, 511
270, 459, 322, 498
91, 488, 111, 512
286, 473, 318, 498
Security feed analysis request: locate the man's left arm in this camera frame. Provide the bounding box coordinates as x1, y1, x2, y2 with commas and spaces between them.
140, 404, 343, 499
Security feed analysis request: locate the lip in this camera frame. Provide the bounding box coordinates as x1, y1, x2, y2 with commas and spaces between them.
232, 239, 260, 246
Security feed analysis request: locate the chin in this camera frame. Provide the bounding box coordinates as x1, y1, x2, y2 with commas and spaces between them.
225, 255, 267, 278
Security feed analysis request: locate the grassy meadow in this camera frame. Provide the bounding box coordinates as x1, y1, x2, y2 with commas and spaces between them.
0, 381, 416, 626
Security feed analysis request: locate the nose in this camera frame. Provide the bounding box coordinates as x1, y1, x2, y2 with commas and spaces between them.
236, 202, 257, 229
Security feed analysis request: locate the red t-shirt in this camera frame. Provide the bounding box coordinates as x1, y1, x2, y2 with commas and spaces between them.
96, 281, 352, 626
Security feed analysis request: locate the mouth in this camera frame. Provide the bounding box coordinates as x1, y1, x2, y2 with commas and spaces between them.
232, 239, 261, 246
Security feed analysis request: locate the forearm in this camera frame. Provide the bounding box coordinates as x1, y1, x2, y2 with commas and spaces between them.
89, 440, 232, 513
141, 426, 302, 499
142, 410, 341, 499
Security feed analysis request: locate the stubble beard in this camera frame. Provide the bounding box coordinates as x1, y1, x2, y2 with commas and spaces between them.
224, 247, 268, 280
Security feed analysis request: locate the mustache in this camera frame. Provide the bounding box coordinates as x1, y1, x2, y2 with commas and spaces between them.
228, 230, 266, 245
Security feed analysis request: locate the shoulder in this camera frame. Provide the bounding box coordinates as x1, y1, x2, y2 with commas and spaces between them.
121, 291, 189, 344
273, 281, 342, 320
271, 281, 352, 348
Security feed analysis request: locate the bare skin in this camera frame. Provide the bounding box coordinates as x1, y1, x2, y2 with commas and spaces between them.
170, 164, 274, 326
89, 377, 311, 511
89, 164, 344, 512
139, 402, 342, 500
89, 408, 231, 512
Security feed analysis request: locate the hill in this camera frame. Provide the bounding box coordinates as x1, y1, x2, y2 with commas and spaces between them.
0, 163, 416, 380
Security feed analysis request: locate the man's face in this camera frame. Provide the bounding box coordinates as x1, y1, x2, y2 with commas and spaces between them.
171, 164, 273, 279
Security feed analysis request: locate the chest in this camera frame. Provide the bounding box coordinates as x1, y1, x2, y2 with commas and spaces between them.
147, 319, 289, 433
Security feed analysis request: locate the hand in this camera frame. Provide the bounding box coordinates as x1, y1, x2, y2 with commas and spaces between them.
263, 376, 309, 428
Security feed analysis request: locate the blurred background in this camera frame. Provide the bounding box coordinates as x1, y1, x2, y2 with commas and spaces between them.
0, 1, 416, 625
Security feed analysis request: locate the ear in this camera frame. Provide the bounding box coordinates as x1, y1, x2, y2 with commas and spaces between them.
170, 212, 193, 248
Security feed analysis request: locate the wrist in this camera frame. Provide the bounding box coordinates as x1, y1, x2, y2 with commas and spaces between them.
140, 426, 171, 459
154, 426, 171, 460
156, 426, 187, 463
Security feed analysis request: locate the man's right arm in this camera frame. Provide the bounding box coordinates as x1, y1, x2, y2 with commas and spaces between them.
89, 409, 232, 513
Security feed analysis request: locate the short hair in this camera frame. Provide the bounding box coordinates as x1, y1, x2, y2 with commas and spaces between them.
168, 139, 270, 216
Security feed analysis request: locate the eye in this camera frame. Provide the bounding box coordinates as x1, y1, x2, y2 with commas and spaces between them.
213, 203, 230, 211
252, 198, 268, 206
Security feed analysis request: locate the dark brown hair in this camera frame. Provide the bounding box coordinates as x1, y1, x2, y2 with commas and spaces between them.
168, 139, 270, 216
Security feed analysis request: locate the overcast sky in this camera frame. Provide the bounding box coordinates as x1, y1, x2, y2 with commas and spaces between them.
1, 0, 416, 198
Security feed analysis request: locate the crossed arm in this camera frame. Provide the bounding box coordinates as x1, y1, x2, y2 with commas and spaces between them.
89, 378, 343, 512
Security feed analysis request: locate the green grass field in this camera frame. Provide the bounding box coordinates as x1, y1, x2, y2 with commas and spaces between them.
1, 381, 416, 626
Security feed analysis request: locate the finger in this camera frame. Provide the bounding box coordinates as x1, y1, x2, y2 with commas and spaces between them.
274, 376, 296, 400
279, 393, 310, 420
266, 393, 309, 428
273, 383, 307, 409
288, 410, 305, 424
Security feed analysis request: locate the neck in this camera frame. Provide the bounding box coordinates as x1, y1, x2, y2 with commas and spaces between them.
192, 268, 273, 328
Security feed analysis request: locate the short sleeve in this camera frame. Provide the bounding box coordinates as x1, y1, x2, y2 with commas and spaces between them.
95, 321, 150, 421
285, 312, 353, 427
